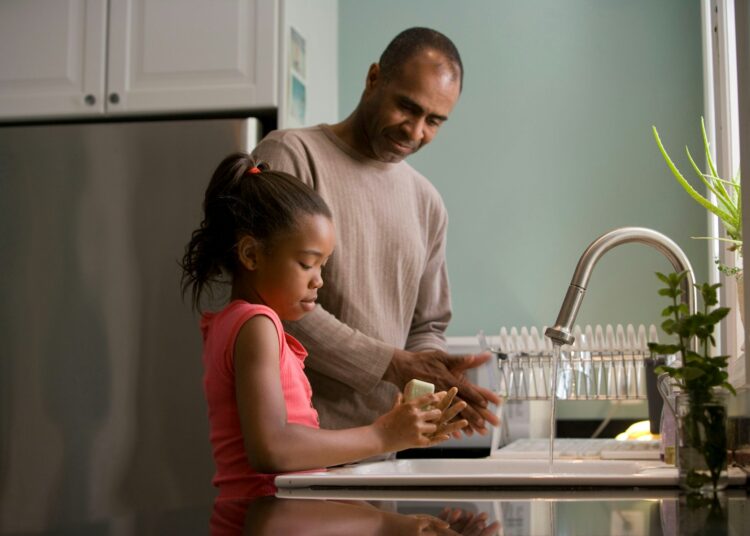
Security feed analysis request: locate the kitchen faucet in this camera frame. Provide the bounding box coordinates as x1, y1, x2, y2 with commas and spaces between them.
545, 227, 697, 347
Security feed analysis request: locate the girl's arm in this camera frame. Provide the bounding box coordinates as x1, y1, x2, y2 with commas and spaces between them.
246, 496, 453, 536
234, 315, 465, 473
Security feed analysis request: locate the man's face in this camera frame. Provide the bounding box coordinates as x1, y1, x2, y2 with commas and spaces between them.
360, 49, 461, 163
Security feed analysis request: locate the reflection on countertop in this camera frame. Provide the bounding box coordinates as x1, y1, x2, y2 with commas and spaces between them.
213, 495, 501, 535
4, 489, 748, 535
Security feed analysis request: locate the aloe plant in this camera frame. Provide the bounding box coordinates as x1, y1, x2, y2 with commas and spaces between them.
652, 118, 742, 267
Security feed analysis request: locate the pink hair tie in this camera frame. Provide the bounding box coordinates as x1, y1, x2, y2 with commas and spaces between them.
248, 166, 261, 174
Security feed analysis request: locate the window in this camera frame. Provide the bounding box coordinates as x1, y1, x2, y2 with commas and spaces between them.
703, 0, 748, 386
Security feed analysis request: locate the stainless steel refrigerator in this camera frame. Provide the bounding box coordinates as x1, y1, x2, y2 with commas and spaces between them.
0, 118, 261, 532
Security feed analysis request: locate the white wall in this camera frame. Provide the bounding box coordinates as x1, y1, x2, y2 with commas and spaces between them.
278, 0, 338, 128
338, 1, 709, 339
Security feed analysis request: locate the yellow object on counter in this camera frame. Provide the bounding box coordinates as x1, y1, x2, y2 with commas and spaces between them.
615, 420, 656, 441
404, 379, 435, 404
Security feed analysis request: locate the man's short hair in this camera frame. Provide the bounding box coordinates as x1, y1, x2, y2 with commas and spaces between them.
379, 27, 463, 90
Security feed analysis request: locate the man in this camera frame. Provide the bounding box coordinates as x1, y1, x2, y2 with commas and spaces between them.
252, 27, 499, 436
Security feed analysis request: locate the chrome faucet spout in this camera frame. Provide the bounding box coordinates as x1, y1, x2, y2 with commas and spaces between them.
545, 227, 697, 347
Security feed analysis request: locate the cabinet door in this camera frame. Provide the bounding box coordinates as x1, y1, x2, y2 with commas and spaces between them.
106, 0, 277, 115
0, 0, 107, 121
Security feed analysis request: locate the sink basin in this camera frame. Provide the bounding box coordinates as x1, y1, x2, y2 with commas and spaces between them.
274, 458, 683, 488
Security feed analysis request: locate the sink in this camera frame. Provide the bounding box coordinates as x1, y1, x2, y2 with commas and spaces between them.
274, 458, 684, 489
352, 458, 647, 475
275, 457, 748, 489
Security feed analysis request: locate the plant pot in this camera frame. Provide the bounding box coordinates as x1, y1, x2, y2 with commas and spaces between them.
676, 390, 729, 492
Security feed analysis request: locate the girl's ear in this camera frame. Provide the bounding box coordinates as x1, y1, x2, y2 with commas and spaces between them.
237, 235, 260, 271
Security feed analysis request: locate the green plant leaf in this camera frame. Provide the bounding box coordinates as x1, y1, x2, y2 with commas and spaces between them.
658, 287, 681, 298
653, 126, 738, 232
690, 236, 743, 246
661, 318, 675, 333
700, 117, 719, 180
687, 148, 737, 218
672, 271, 689, 284
681, 366, 705, 381
722, 382, 738, 396
648, 343, 680, 355
655, 364, 682, 376
650, 270, 735, 403
707, 307, 730, 324
687, 147, 734, 213
662, 305, 679, 317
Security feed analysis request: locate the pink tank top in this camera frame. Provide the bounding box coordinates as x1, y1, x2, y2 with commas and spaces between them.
201, 301, 319, 498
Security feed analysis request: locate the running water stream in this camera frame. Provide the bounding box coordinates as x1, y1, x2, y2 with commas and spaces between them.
548, 344, 562, 471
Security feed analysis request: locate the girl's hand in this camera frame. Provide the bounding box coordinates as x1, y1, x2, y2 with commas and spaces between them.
386, 350, 501, 437
373, 390, 468, 452
430, 387, 469, 441
373, 393, 441, 452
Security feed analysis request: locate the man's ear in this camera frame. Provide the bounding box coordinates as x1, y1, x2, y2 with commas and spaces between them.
237, 235, 260, 271
365, 62, 380, 91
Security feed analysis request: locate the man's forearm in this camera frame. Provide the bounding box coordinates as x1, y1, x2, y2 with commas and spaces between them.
284, 305, 395, 393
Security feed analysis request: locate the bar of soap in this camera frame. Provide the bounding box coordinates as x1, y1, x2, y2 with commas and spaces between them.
404, 379, 435, 403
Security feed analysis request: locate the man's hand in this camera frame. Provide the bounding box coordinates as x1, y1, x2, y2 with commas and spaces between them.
384, 349, 501, 436
439, 507, 502, 536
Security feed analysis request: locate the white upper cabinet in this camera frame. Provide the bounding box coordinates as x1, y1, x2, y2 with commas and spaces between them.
0, 0, 108, 119
0, 0, 278, 121
106, 0, 277, 115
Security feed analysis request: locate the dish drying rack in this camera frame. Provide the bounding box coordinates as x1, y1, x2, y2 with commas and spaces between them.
485, 323, 659, 401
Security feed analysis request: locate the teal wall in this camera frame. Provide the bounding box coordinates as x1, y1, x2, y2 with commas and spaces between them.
338, 0, 709, 337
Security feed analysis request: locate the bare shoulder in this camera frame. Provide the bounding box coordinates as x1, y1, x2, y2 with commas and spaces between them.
234, 314, 281, 368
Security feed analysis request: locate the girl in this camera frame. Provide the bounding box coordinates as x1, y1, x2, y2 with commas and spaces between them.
181, 153, 467, 499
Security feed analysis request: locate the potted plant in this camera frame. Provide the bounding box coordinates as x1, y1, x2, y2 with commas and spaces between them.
649, 271, 736, 492
652, 119, 743, 323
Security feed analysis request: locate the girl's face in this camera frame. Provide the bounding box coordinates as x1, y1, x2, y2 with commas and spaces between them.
251, 213, 335, 321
